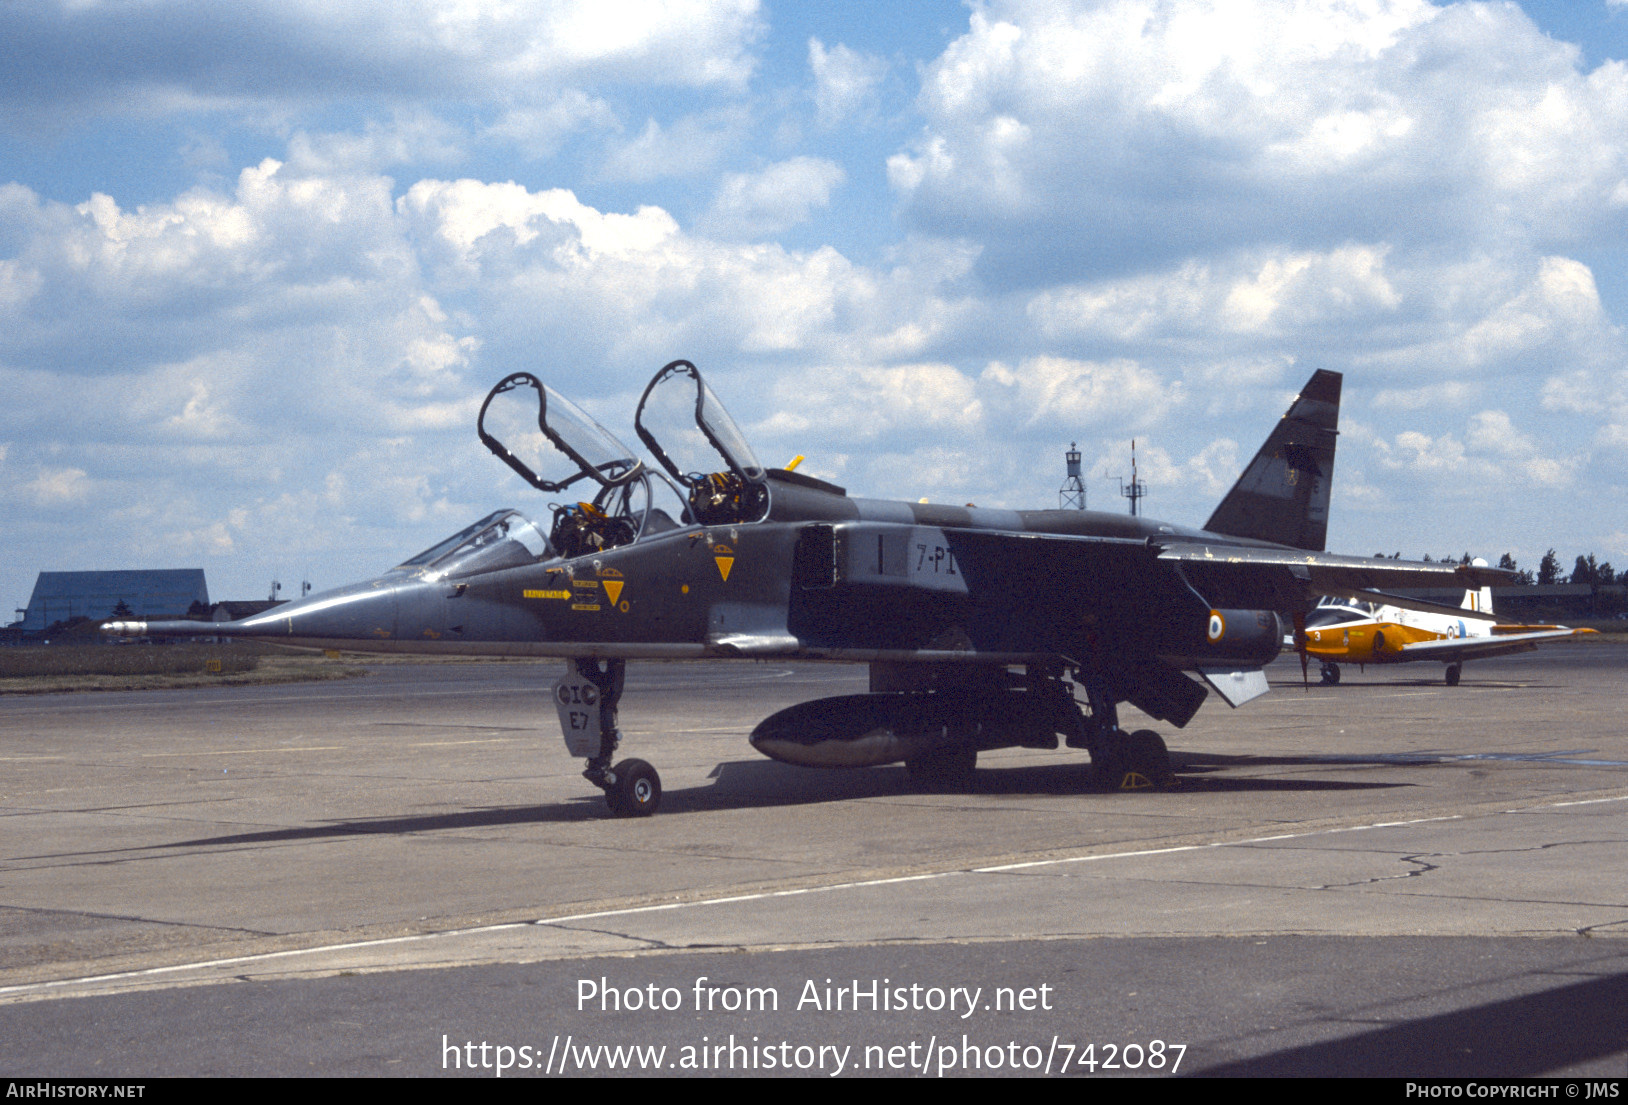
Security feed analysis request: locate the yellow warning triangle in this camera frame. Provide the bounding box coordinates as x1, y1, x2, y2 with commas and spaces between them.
715, 556, 734, 582
603, 580, 623, 605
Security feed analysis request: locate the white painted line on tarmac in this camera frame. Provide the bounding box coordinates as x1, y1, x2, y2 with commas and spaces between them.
0, 811, 1507, 1002
140, 747, 343, 757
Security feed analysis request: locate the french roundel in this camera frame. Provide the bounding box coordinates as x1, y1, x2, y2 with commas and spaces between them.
1207, 611, 1225, 642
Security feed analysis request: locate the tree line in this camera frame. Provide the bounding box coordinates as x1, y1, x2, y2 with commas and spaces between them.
1374, 551, 1616, 586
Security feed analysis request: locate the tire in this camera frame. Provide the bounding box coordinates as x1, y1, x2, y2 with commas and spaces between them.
1098, 730, 1172, 791
1445, 663, 1462, 687
606, 758, 661, 817
1320, 663, 1341, 686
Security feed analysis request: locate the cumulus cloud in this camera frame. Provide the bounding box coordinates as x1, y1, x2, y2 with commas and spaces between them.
1086, 436, 1240, 504
1372, 380, 1479, 410
7, 2, 1628, 607
981, 356, 1184, 429
889, 0, 1628, 285
1028, 245, 1402, 347
0, 0, 765, 130
486, 90, 619, 159
27, 466, 90, 505
755, 361, 982, 445
1370, 409, 1577, 489
0, 151, 1002, 600
1544, 366, 1628, 454
284, 112, 466, 176
600, 109, 752, 181
809, 39, 888, 128
701, 156, 846, 238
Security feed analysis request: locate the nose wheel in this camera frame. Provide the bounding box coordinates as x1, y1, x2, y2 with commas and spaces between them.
604, 758, 661, 817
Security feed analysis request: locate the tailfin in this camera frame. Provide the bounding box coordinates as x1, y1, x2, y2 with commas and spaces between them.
1203, 369, 1341, 551
1461, 558, 1493, 614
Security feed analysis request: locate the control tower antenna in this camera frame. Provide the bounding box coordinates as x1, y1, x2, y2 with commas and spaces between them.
1059, 442, 1086, 510
1114, 439, 1149, 517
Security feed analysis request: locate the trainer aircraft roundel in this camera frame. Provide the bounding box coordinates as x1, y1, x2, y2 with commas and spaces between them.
107, 361, 1509, 816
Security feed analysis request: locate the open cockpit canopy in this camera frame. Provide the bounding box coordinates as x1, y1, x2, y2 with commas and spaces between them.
477, 373, 642, 494
476, 371, 702, 559
634, 359, 767, 524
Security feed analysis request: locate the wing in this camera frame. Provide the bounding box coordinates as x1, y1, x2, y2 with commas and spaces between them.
1152, 542, 1513, 615
1394, 628, 1588, 664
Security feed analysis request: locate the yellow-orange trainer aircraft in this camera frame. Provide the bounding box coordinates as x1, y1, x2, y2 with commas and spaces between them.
1301, 571, 1595, 686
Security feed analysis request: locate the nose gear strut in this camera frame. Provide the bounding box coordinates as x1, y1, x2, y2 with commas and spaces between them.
558, 657, 662, 817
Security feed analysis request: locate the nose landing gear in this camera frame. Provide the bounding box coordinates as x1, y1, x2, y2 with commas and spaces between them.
556, 658, 663, 817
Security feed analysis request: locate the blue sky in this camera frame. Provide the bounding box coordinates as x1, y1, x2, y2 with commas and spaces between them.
4, 0, 1628, 617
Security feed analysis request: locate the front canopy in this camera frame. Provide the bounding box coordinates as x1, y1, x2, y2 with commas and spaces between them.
396, 509, 551, 579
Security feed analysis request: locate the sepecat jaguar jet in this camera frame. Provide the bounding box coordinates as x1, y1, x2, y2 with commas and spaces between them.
107, 361, 1508, 816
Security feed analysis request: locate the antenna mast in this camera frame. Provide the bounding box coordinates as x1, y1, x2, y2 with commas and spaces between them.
1115, 439, 1148, 517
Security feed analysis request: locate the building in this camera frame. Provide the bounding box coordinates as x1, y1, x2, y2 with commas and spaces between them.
17, 570, 209, 633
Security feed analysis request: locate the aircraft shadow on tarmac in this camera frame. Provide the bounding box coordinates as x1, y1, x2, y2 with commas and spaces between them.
686, 758, 1405, 808
1193, 967, 1628, 1076
1267, 678, 1545, 691
151, 756, 1408, 849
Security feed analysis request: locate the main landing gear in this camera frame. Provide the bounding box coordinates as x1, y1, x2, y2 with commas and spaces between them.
1320, 662, 1341, 685
1064, 670, 1175, 791
1445, 662, 1462, 687
557, 658, 662, 817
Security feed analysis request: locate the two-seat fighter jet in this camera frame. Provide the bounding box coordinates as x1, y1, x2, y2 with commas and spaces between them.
108, 362, 1508, 816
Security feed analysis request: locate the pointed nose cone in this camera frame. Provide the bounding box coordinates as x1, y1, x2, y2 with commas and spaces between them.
101, 576, 415, 644
231, 578, 403, 644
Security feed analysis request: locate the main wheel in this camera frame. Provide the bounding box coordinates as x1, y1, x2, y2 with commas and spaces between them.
605, 758, 661, 817
1445, 663, 1462, 687
906, 746, 977, 790
1098, 730, 1172, 791
1320, 663, 1341, 685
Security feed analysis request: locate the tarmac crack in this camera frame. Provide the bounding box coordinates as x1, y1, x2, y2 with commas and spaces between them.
535, 921, 688, 952
1311, 852, 1442, 890
0, 903, 278, 938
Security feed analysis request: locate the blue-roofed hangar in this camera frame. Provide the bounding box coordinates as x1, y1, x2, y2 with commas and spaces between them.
17, 570, 209, 633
